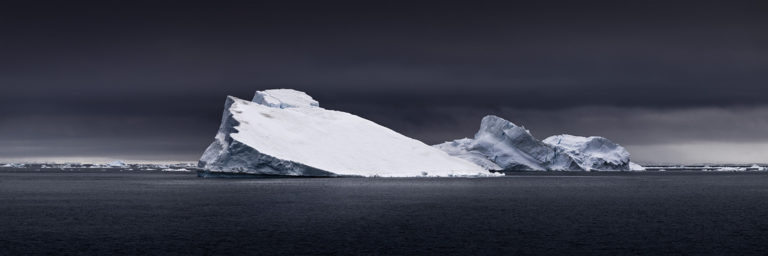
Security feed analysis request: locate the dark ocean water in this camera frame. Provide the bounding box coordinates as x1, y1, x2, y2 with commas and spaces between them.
1, 171, 768, 255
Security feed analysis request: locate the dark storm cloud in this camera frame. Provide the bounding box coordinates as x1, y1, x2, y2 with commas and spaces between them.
0, 0, 766, 163
331, 104, 768, 164
336, 103, 768, 143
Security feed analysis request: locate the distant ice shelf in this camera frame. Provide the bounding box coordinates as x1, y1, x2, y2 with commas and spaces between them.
0, 162, 197, 171
1, 162, 765, 173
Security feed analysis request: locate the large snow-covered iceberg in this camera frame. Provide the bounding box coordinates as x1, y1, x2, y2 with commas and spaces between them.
199, 89, 491, 177
435, 115, 635, 171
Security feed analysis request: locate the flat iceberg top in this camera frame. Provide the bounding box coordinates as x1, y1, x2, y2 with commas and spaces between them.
252, 89, 319, 108
226, 96, 489, 177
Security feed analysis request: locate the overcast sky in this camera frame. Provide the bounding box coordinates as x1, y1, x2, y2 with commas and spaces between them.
1, 0, 767, 164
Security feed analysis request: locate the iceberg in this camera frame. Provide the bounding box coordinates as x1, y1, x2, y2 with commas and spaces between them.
162, 168, 192, 172
543, 135, 631, 171
107, 160, 128, 168
199, 89, 492, 177
629, 162, 646, 171
0, 163, 26, 168
714, 166, 747, 172
435, 115, 636, 171
435, 115, 579, 171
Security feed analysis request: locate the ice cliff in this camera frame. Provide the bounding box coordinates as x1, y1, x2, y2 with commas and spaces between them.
434, 115, 637, 171
199, 89, 491, 177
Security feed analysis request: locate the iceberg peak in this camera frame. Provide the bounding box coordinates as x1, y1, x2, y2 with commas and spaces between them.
469, 115, 570, 171
252, 89, 319, 109
477, 115, 522, 135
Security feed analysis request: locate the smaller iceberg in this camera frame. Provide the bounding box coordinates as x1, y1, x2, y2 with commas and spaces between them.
435, 115, 637, 171
162, 168, 192, 172
0, 163, 26, 168
543, 135, 630, 171
629, 162, 646, 171
434, 115, 581, 171
107, 160, 128, 168
715, 166, 747, 172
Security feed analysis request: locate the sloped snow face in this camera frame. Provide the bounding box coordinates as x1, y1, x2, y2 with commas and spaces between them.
199, 91, 491, 177
543, 135, 631, 171
252, 89, 319, 108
